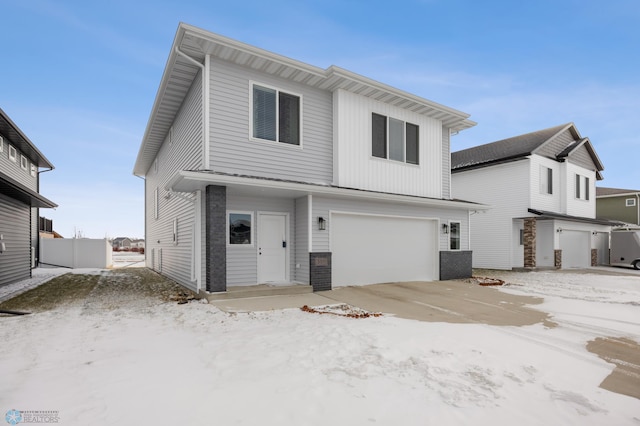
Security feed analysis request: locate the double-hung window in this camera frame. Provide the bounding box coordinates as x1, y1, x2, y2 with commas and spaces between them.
575, 174, 589, 200
372, 113, 419, 165
252, 84, 301, 146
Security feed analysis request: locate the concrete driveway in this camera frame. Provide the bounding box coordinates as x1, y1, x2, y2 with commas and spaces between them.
211, 279, 553, 327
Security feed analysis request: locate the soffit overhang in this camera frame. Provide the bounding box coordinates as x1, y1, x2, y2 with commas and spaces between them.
134, 23, 474, 177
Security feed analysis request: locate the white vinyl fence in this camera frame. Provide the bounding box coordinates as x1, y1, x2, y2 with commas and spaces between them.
40, 238, 113, 269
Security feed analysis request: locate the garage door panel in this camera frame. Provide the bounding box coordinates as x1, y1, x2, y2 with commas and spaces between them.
560, 230, 590, 268
331, 213, 436, 287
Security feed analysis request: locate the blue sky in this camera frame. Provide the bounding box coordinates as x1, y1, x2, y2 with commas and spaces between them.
3, 0, 639, 238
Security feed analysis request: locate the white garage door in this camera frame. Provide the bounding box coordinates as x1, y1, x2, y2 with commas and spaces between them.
560, 230, 590, 268
331, 213, 437, 287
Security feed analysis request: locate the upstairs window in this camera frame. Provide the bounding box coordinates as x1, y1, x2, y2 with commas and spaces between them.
372, 113, 419, 165
0, 136, 3, 152
626, 198, 636, 207
21, 155, 28, 170
30, 163, 37, 177
575, 174, 589, 200
9, 145, 17, 162
539, 166, 553, 194
252, 84, 301, 146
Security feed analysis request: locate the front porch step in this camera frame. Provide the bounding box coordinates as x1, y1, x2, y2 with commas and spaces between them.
201, 284, 313, 301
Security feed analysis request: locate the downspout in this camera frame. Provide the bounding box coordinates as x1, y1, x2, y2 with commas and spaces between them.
637, 193, 640, 226
174, 46, 210, 170
174, 46, 209, 292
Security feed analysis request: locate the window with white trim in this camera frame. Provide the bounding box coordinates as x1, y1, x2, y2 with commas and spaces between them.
9, 145, 17, 162
30, 163, 37, 177
252, 83, 301, 146
228, 211, 253, 246
575, 174, 589, 200
449, 221, 461, 250
20, 155, 28, 170
372, 113, 419, 164
539, 166, 553, 194
626, 198, 636, 207
0, 136, 3, 153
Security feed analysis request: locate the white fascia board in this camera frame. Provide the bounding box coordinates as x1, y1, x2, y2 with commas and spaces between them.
166, 170, 490, 211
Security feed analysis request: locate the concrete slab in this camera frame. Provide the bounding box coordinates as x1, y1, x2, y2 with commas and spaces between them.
208, 292, 335, 312
318, 280, 554, 327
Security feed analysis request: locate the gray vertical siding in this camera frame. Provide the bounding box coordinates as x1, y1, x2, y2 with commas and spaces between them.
209, 58, 333, 183
0, 193, 31, 286
442, 126, 451, 199
225, 194, 296, 286
145, 69, 203, 292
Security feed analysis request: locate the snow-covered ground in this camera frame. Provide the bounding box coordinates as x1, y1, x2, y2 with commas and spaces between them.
0, 269, 639, 425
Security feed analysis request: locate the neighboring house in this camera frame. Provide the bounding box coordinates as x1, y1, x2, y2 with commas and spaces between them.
0, 108, 57, 286
133, 23, 486, 294
112, 237, 132, 250
131, 239, 145, 249
451, 123, 618, 270
39, 216, 63, 239
596, 187, 640, 226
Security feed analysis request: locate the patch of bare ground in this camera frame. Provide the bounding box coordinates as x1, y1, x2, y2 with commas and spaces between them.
587, 337, 640, 400
0, 269, 194, 315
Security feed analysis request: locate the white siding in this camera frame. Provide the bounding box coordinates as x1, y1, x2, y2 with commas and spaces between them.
209, 58, 333, 184
333, 89, 443, 198
529, 155, 562, 212
452, 160, 530, 269
565, 163, 596, 218
145, 70, 203, 291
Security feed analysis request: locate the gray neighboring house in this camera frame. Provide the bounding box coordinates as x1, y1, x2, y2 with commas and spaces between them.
0, 108, 57, 286
452, 123, 619, 270
112, 237, 132, 250
134, 23, 487, 294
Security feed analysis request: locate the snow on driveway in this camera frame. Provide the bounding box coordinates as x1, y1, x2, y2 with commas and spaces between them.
0, 269, 639, 425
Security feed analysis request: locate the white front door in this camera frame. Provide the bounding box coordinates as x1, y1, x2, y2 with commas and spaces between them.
257, 213, 288, 283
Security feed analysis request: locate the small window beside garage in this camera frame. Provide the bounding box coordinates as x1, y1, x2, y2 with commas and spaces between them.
449, 221, 461, 250
626, 198, 636, 207
228, 211, 253, 246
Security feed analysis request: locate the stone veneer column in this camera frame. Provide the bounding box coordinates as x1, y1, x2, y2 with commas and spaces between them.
554, 249, 562, 269
591, 249, 598, 267
523, 218, 537, 269
206, 185, 226, 292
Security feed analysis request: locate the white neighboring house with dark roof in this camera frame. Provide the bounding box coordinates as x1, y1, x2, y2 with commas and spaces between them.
451, 123, 618, 270
133, 23, 487, 294
0, 108, 57, 286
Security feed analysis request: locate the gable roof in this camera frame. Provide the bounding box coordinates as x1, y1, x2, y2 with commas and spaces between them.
134, 23, 475, 177
596, 186, 640, 197
451, 123, 604, 178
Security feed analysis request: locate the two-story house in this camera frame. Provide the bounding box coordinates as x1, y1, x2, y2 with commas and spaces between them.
596, 187, 640, 226
133, 24, 486, 294
451, 123, 618, 270
0, 108, 57, 286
